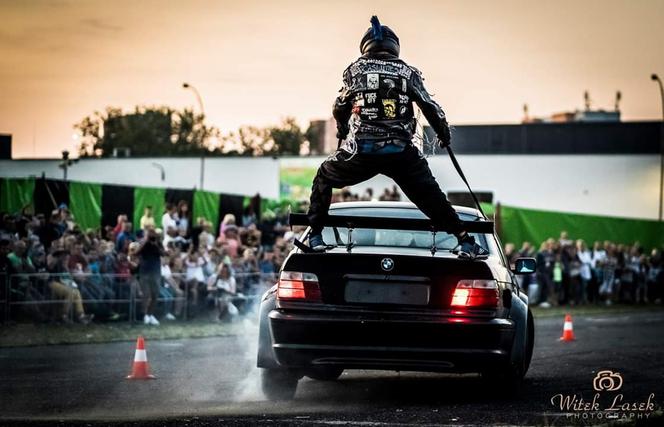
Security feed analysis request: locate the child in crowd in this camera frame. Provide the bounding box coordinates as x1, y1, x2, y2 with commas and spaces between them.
185, 249, 206, 311
207, 263, 238, 321
161, 256, 183, 319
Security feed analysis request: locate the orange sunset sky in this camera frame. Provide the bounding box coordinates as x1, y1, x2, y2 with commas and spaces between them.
1, 0, 663, 158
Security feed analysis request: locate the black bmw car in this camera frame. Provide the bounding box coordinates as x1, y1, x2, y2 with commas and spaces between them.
257, 201, 535, 400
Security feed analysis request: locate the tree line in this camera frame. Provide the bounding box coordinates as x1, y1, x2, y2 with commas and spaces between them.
75, 106, 321, 158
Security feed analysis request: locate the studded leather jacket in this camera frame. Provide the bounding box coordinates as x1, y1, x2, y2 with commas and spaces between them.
333, 52, 451, 149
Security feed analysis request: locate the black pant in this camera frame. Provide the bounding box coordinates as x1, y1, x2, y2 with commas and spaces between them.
307, 144, 463, 235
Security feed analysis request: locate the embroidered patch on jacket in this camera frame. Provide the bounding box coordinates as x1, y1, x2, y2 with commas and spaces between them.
382, 99, 396, 119
367, 74, 379, 90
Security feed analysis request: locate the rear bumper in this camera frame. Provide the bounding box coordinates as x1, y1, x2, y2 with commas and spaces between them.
267, 309, 515, 373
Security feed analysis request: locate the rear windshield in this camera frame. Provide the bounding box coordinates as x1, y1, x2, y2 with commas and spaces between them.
319, 207, 492, 253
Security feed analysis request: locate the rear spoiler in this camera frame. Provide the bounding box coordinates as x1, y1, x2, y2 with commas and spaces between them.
289, 213, 494, 234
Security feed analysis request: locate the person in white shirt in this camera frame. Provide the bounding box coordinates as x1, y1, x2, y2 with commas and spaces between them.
161, 203, 178, 232
576, 240, 593, 304
591, 241, 607, 268
198, 221, 215, 250
185, 250, 206, 295
161, 256, 183, 319
590, 241, 607, 301
207, 262, 238, 321
162, 226, 177, 250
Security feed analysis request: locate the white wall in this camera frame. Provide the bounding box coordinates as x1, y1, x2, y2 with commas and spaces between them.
432, 155, 659, 220
1, 154, 659, 220
282, 154, 661, 220
0, 157, 281, 199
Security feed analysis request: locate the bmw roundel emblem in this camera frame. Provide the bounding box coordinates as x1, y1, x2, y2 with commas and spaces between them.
381, 257, 394, 272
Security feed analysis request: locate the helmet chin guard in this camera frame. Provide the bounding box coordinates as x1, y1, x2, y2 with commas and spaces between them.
360, 15, 400, 57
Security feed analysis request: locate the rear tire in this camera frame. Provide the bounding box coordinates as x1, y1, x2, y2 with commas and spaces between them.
524, 310, 535, 375
260, 369, 299, 400
306, 367, 344, 381
482, 309, 533, 396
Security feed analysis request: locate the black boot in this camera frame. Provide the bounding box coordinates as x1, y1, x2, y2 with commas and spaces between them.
457, 234, 489, 260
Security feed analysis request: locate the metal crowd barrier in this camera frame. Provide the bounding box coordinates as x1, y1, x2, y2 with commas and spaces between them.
1, 273, 8, 323
3, 271, 278, 324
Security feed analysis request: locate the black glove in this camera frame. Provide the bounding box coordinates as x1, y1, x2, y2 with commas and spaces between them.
437, 120, 451, 149
437, 126, 451, 149
336, 124, 349, 141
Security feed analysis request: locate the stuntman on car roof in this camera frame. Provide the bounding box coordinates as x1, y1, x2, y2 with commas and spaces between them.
306, 16, 488, 260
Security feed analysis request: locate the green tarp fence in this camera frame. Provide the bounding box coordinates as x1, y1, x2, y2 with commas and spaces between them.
0, 177, 35, 214
4, 176, 664, 252
261, 198, 301, 216
479, 202, 494, 218
69, 181, 102, 231
133, 186, 165, 230
499, 205, 664, 251
193, 190, 220, 233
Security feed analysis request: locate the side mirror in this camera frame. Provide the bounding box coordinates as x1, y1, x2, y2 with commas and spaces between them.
513, 257, 536, 275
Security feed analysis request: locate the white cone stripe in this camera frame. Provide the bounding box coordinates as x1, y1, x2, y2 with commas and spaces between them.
563, 321, 573, 330
134, 349, 148, 362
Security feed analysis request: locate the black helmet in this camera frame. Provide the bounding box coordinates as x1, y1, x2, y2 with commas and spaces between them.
360, 16, 400, 57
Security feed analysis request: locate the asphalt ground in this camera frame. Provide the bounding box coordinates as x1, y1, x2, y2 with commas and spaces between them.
1, 310, 663, 426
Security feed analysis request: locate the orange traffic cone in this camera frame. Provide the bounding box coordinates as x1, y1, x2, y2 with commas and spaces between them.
559, 314, 576, 341
127, 336, 156, 379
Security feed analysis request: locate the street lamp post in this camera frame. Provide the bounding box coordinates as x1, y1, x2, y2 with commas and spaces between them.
60, 150, 72, 181
151, 162, 166, 181
652, 74, 664, 221
182, 82, 206, 190
182, 82, 205, 115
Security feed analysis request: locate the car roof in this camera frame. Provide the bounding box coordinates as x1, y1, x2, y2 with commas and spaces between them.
329, 201, 483, 219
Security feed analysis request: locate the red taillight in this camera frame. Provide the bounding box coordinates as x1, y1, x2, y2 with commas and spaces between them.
277, 271, 321, 302
451, 279, 499, 308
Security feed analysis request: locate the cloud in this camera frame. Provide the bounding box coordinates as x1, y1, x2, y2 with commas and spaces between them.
0, 27, 67, 52
0, 18, 124, 56
78, 18, 123, 34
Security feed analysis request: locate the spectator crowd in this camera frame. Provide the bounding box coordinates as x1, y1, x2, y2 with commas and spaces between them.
1, 199, 295, 325
505, 231, 664, 307
3, 188, 661, 326
331, 185, 402, 204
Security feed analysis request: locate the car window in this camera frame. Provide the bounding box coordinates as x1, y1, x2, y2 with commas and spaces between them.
329, 207, 479, 222
314, 207, 494, 254
322, 227, 490, 252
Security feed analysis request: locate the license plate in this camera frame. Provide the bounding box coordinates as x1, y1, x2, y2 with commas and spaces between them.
344, 281, 430, 305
